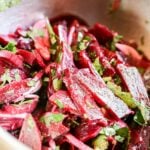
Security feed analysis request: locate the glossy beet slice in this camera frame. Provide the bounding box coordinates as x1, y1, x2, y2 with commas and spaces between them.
19, 114, 42, 150
0, 77, 41, 104
65, 133, 93, 150
0, 112, 27, 130
74, 69, 132, 119
117, 64, 149, 106
0, 50, 24, 69
48, 90, 79, 115
64, 71, 107, 125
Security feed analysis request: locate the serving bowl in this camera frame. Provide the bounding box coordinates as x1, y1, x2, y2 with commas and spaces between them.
0, 0, 149, 149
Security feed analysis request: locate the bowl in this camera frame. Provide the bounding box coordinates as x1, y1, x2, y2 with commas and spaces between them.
0, 0, 149, 149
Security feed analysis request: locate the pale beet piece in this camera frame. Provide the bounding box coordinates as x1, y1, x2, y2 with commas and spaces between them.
0, 112, 27, 130
19, 114, 42, 150
117, 64, 150, 106
74, 69, 132, 119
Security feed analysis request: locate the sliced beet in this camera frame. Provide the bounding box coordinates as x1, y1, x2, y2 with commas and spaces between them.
33, 19, 50, 61
74, 121, 102, 142
1, 95, 39, 114
65, 133, 93, 150
19, 114, 42, 150
117, 64, 150, 106
17, 49, 36, 65
64, 71, 107, 125
0, 50, 24, 69
38, 112, 69, 139
48, 90, 79, 115
74, 69, 132, 119
0, 77, 41, 104
0, 112, 27, 130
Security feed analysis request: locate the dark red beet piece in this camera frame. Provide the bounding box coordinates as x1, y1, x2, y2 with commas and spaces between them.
89, 23, 113, 44
74, 120, 102, 142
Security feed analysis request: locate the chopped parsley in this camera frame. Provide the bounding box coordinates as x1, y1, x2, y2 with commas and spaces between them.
110, 34, 123, 51
40, 113, 65, 126
52, 78, 63, 91
93, 57, 104, 76
26, 28, 44, 39
55, 99, 64, 109
0, 0, 21, 12
77, 36, 91, 51
1, 69, 12, 86
0, 42, 17, 53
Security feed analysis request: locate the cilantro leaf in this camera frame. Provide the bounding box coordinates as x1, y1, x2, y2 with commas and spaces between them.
55, 99, 64, 109
92, 135, 109, 150
0, 42, 16, 53
0, 0, 21, 12
107, 81, 137, 108
93, 57, 104, 76
1, 69, 12, 86
52, 78, 62, 91
46, 18, 57, 45
40, 113, 65, 126
27, 80, 36, 87
26, 28, 44, 39
77, 36, 91, 51
133, 102, 149, 125
110, 34, 123, 51
100, 127, 116, 136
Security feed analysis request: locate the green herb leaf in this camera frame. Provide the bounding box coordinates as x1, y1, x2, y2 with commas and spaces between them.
0, 0, 21, 12
107, 81, 137, 108
93, 57, 104, 76
40, 113, 65, 126
100, 127, 116, 136
110, 35, 123, 51
46, 19, 57, 45
27, 80, 36, 87
14, 71, 21, 81
133, 103, 149, 125
27, 28, 44, 39
27, 115, 35, 129
116, 127, 130, 146
77, 36, 91, 51
0, 42, 17, 53
1, 69, 12, 86
52, 78, 62, 91
115, 135, 125, 143
55, 146, 60, 150
55, 99, 64, 109
92, 135, 109, 150
56, 52, 63, 63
